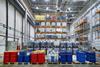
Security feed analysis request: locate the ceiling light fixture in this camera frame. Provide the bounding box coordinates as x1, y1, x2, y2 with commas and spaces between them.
45, 0, 49, 2
73, 0, 87, 2
66, 9, 68, 12
46, 14, 50, 17
36, 7, 39, 9
57, 7, 60, 10
32, 0, 36, 2
56, 6, 58, 8
68, 7, 71, 11
72, 14, 74, 16
46, 7, 49, 10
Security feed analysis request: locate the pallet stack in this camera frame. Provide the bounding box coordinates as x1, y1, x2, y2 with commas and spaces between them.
59, 50, 72, 64
47, 49, 59, 64
4, 51, 18, 64
30, 52, 37, 64
76, 51, 86, 63
10, 52, 18, 63
3, 50, 98, 64
18, 51, 26, 63
4, 52, 10, 64
86, 51, 96, 63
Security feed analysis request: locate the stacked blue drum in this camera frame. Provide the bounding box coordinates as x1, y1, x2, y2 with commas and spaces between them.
18, 50, 30, 64
66, 51, 72, 63
76, 51, 86, 63
59, 50, 72, 64
59, 50, 67, 64
86, 51, 96, 63
24, 52, 30, 64
18, 51, 26, 63
47, 48, 59, 63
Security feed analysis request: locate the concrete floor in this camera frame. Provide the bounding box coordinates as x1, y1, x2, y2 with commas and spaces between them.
0, 64, 100, 67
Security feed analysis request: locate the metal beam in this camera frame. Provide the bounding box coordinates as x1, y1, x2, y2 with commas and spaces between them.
8, 0, 25, 16
5, 0, 8, 51
14, 7, 16, 42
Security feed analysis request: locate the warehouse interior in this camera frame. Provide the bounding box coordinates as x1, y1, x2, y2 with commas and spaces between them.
0, 0, 100, 67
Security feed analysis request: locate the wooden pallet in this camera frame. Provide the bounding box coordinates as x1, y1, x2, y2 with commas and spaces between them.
17, 62, 30, 65
48, 62, 59, 64
59, 62, 66, 64
66, 62, 73, 64
37, 63, 45, 64
85, 61, 96, 64
73, 61, 80, 64
3, 63, 10, 65
95, 62, 100, 65
31, 63, 45, 64
31, 63, 37, 64
73, 61, 86, 64
24, 62, 30, 65
10, 62, 17, 64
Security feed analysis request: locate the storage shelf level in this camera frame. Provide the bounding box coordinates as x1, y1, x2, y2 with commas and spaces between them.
96, 10, 100, 13
35, 20, 66, 22
35, 32, 67, 34
35, 38, 66, 40
33, 26, 66, 28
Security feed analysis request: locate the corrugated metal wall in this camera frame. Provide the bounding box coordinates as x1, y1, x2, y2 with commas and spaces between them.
30, 25, 34, 40
16, 10, 22, 45
0, 0, 6, 52
8, 3, 14, 41
0, 0, 34, 51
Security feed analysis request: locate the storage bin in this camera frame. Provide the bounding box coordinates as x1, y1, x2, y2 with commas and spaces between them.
37, 53, 45, 64
47, 49, 59, 63
76, 51, 86, 63
18, 51, 26, 56
17, 51, 26, 62
30, 53, 38, 64
86, 51, 96, 63
51, 56, 58, 63
59, 51, 67, 64
3, 52, 10, 64
24, 55, 30, 63
47, 54, 58, 63
51, 16, 57, 21
10, 52, 18, 63
66, 52, 72, 63
17, 55, 23, 62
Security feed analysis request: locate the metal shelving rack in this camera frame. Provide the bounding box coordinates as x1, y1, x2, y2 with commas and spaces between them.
34, 20, 68, 41
75, 19, 89, 43
92, 10, 100, 39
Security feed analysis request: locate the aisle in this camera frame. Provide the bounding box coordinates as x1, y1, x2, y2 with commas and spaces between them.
0, 64, 100, 67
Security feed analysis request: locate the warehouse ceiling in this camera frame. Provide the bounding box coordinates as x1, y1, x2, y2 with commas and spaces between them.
24, 0, 90, 22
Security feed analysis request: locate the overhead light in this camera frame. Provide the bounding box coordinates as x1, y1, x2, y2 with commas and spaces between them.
72, 14, 74, 16
66, 9, 68, 12
56, 6, 58, 8
45, 0, 49, 2
66, 17, 68, 19
65, 14, 68, 16
73, 0, 87, 2
57, 7, 60, 10
68, 7, 71, 11
46, 14, 50, 17
36, 7, 39, 9
46, 7, 49, 10
32, 0, 36, 2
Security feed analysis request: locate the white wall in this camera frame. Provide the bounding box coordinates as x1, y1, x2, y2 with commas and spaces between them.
0, 0, 35, 50
71, 1, 100, 50
70, 23, 76, 42
30, 25, 34, 41
16, 10, 22, 45
0, 0, 6, 52
8, 2, 14, 41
